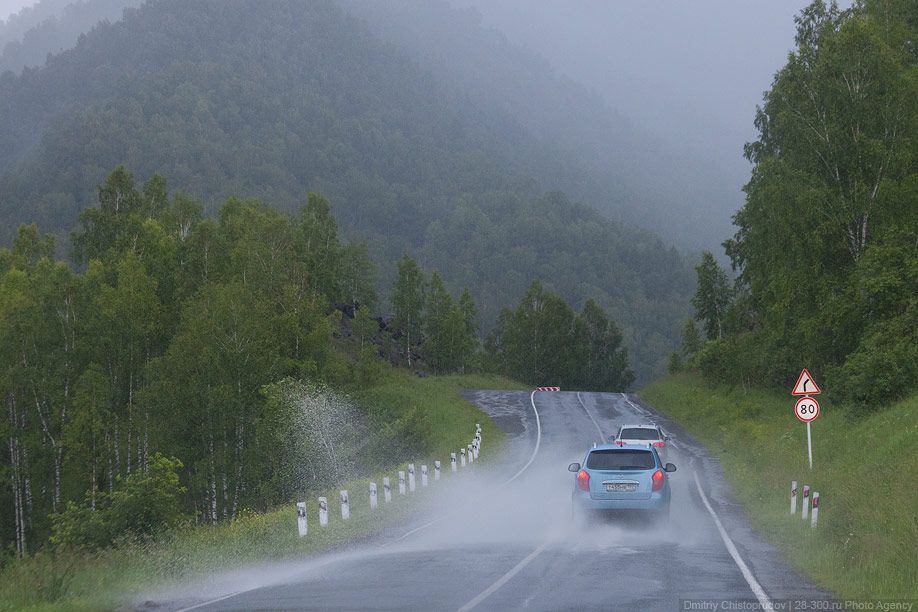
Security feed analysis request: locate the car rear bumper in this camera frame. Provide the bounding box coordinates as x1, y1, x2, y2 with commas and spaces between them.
572, 488, 670, 511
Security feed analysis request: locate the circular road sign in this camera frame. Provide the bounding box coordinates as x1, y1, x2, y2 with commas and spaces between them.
795, 396, 820, 422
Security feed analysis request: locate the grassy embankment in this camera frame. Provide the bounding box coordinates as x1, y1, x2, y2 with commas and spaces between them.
640, 372, 918, 600
0, 372, 527, 612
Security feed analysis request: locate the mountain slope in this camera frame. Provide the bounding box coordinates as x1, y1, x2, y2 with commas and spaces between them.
337, 0, 740, 251
0, 0, 694, 382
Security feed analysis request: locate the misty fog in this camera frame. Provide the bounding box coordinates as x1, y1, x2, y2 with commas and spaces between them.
447, 0, 853, 245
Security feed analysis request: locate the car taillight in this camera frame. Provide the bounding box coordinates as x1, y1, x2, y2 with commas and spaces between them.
577, 470, 590, 491
615, 440, 625, 445
651, 469, 664, 491
652, 442, 665, 447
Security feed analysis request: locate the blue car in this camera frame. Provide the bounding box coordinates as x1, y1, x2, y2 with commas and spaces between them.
568, 443, 676, 521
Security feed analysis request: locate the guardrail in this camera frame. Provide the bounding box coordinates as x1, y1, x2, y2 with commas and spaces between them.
295, 424, 483, 536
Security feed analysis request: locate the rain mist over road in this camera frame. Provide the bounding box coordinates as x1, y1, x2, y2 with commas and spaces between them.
148, 391, 828, 611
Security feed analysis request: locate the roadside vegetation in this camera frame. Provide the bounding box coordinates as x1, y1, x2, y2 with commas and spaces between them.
0, 372, 523, 612
641, 372, 918, 600
663, 4, 918, 598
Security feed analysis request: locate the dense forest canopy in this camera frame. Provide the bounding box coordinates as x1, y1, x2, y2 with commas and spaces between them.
686, 0, 918, 410
0, 0, 696, 383
0, 167, 636, 558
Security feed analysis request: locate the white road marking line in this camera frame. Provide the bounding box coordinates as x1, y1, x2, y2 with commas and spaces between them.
577, 391, 606, 443
387, 389, 544, 545
453, 391, 550, 610
505, 390, 543, 483
692, 470, 773, 609
379, 517, 447, 548
455, 541, 551, 612
174, 591, 242, 612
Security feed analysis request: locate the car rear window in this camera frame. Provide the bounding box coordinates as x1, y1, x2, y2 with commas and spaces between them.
586, 449, 656, 470
619, 428, 660, 441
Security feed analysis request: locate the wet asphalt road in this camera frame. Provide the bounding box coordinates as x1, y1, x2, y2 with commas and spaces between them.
152, 391, 831, 611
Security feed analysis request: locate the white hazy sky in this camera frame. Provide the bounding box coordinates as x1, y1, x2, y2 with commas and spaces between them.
449, 0, 853, 185
0, 0, 36, 22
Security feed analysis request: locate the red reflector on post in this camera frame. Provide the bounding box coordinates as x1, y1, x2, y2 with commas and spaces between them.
651, 470, 664, 491
652, 442, 664, 447
577, 470, 590, 491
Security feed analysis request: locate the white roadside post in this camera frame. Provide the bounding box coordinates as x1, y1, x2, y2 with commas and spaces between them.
472, 440, 479, 459
791, 481, 797, 515
340, 490, 350, 520
398, 471, 406, 495
811, 493, 819, 529
421, 465, 428, 487
383, 477, 392, 503
467, 444, 474, 463
802, 485, 810, 520
460, 448, 467, 467
318, 497, 328, 526
297, 502, 307, 537
476, 423, 481, 434
408, 464, 416, 492
369, 482, 378, 509
435, 460, 441, 480
451, 453, 457, 472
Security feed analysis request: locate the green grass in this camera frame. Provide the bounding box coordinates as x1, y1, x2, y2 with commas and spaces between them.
0, 371, 525, 612
640, 372, 918, 600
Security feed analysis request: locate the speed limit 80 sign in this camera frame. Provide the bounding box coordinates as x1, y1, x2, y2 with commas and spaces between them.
795, 396, 820, 422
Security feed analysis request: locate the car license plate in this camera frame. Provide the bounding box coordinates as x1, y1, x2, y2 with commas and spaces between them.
606, 483, 636, 492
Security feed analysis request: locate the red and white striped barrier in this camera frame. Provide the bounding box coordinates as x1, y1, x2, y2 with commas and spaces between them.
536, 387, 560, 391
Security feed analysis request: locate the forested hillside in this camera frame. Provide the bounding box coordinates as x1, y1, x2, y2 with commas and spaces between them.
0, 167, 636, 558
337, 0, 741, 252
683, 0, 918, 410
0, 0, 695, 382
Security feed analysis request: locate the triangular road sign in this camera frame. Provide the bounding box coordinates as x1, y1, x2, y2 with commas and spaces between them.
792, 369, 821, 395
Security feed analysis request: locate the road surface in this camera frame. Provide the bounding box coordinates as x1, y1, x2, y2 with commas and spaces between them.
151, 391, 830, 611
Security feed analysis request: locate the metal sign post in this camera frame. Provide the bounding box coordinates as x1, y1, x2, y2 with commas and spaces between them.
807, 421, 813, 470
795, 396, 819, 469
792, 370, 821, 470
